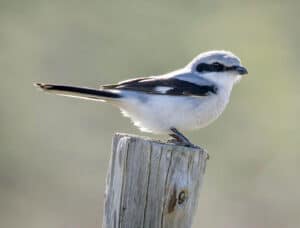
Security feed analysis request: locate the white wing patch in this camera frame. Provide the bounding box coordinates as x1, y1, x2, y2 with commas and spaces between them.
154, 86, 172, 94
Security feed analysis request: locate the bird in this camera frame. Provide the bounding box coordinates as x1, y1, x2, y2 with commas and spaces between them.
35, 50, 248, 147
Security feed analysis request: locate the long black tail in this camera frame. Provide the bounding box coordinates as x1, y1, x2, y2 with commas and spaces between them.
34, 83, 122, 101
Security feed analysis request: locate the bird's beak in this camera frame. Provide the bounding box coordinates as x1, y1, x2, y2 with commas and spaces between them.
235, 66, 248, 75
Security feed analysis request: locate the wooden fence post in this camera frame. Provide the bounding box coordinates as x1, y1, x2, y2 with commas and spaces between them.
102, 133, 208, 228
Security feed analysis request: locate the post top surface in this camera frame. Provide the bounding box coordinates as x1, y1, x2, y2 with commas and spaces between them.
114, 132, 208, 158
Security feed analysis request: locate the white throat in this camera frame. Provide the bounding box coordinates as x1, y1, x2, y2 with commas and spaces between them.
199, 72, 241, 92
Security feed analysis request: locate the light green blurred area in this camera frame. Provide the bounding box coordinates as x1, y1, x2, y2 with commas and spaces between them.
1, 1, 300, 227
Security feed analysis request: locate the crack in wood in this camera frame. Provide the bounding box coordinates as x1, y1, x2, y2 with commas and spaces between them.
142, 143, 152, 227
167, 186, 177, 213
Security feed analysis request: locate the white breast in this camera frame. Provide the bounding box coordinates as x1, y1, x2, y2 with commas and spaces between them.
118, 88, 231, 134
193, 87, 231, 128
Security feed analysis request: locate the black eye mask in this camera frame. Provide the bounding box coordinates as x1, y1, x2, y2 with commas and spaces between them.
196, 62, 237, 73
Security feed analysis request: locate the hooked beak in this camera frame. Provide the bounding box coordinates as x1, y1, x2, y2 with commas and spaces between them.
235, 66, 248, 75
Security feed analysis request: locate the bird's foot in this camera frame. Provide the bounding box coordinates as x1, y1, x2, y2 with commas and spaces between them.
167, 138, 180, 144
168, 128, 199, 148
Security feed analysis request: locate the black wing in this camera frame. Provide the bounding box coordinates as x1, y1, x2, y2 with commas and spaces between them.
102, 76, 217, 97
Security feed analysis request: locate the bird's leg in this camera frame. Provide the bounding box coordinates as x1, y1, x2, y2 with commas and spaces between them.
168, 127, 197, 148
167, 134, 182, 144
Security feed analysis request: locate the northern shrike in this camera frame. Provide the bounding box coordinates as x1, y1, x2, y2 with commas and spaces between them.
35, 50, 248, 147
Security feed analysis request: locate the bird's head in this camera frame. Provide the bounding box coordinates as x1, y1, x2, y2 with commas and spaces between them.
187, 50, 248, 87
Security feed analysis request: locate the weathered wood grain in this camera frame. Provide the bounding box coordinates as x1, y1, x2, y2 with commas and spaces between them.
103, 133, 208, 228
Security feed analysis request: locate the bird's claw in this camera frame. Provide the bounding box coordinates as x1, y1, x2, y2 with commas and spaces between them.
167, 139, 200, 148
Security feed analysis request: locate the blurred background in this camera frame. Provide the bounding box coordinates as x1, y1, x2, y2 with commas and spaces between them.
1, 0, 300, 227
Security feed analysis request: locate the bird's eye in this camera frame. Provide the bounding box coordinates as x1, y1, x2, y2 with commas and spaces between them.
211, 62, 224, 71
